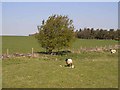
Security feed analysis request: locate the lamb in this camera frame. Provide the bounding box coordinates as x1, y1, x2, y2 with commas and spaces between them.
65, 58, 73, 68
110, 49, 116, 54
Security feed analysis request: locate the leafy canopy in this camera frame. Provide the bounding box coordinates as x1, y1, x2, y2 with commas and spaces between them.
36, 14, 75, 53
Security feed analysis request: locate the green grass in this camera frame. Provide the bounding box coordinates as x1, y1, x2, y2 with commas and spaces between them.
2, 52, 118, 88
72, 39, 118, 49
2, 36, 118, 54
0, 60, 2, 89
2, 36, 43, 54
0, 36, 2, 89
2, 36, 118, 88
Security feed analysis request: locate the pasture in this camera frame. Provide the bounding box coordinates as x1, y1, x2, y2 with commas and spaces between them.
2, 36, 118, 88
2, 36, 118, 54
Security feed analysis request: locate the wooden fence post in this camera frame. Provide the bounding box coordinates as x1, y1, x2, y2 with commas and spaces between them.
32, 48, 34, 57
72, 48, 74, 53
7, 49, 9, 56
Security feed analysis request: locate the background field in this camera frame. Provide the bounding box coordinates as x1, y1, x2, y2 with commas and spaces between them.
2, 36, 118, 54
2, 36, 118, 88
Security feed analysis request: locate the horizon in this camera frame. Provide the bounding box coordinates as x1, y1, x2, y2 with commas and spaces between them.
2, 2, 118, 36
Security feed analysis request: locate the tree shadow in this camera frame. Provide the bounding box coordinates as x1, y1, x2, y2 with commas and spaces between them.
35, 50, 71, 55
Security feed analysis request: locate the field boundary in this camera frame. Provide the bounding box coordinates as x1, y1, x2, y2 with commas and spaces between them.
1, 44, 119, 60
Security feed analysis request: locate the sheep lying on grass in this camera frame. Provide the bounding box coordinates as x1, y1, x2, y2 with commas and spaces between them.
65, 58, 75, 68
110, 49, 116, 54
59, 58, 75, 68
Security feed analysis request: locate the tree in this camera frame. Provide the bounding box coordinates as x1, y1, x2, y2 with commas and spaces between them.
108, 29, 115, 40
36, 14, 75, 53
114, 29, 120, 41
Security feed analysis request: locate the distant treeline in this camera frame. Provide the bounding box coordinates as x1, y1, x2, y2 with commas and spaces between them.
75, 28, 120, 40
30, 28, 120, 41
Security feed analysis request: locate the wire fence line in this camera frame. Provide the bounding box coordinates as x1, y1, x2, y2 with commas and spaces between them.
1, 44, 119, 59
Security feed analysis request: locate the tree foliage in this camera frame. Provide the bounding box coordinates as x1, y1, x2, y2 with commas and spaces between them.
75, 28, 120, 40
36, 14, 75, 53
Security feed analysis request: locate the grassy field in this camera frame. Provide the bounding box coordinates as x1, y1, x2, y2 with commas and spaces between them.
72, 39, 118, 49
2, 36, 118, 88
2, 36, 118, 54
2, 36, 42, 54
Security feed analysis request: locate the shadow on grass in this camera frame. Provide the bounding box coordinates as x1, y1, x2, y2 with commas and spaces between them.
35, 50, 71, 55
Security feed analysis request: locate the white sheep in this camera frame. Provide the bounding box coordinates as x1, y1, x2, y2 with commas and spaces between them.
110, 49, 116, 54
65, 58, 73, 67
